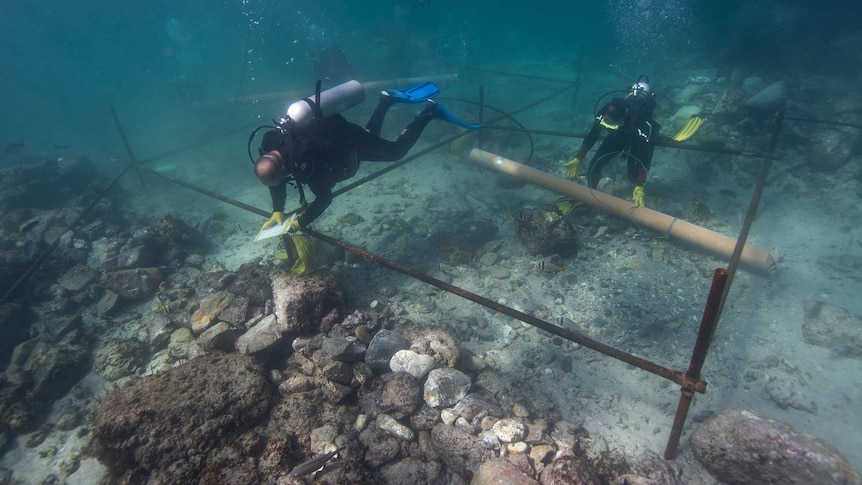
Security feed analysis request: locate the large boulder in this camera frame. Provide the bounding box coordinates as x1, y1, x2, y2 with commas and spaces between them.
691, 410, 861, 485
271, 270, 345, 335
91, 352, 272, 483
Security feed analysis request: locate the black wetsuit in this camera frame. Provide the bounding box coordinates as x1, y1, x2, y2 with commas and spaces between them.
574, 95, 660, 189
261, 98, 433, 227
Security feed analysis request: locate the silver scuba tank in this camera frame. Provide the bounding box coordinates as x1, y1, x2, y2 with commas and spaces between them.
285, 80, 365, 127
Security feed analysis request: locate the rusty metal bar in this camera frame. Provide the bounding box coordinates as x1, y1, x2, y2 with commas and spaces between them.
664, 268, 728, 458
663, 106, 784, 459
486, 125, 775, 158
302, 226, 705, 392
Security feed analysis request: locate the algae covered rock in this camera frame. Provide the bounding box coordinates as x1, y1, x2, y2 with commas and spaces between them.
91, 352, 272, 482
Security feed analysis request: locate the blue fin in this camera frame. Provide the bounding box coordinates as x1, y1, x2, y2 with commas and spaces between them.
385, 82, 440, 103
433, 102, 484, 130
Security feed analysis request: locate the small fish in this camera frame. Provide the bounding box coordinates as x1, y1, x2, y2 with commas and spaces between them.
4, 141, 26, 154
535, 260, 566, 274
19, 218, 40, 232
718, 189, 737, 198
289, 445, 345, 478
52, 144, 70, 150
418, 0, 429, 5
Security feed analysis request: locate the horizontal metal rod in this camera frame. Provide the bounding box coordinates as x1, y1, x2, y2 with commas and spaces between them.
485, 125, 774, 158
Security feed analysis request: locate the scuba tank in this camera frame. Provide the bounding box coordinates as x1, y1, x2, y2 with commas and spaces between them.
285, 79, 365, 127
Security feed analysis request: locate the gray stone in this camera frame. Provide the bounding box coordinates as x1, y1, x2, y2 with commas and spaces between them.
431, 423, 494, 479
197, 321, 239, 352
191, 291, 233, 334
424, 367, 471, 408
390, 349, 435, 379
744, 80, 788, 111
691, 410, 861, 485
235, 314, 281, 355
380, 458, 444, 485
366, 329, 410, 370
101, 268, 163, 300
539, 454, 601, 484
57, 264, 97, 292
360, 424, 401, 469
93, 338, 150, 382
803, 300, 862, 358
805, 128, 858, 172
322, 336, 367, 361
453, 394, 503, 422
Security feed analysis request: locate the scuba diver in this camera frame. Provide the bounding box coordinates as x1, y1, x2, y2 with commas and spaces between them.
251, 80, 481, 275
563, 75, 660, 207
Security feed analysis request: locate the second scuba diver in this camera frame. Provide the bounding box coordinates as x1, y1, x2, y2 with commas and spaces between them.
563, 75, 660, 207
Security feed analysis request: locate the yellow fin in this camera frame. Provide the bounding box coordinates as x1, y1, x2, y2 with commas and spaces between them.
672, 116, 704, 142
552, 197, 582, 216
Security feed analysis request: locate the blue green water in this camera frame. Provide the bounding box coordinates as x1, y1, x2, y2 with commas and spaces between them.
1, 0, 851, 155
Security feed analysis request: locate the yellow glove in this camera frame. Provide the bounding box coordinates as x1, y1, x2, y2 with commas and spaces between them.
284, 217, 301, 234
261, 211, 285, 230
632, 186, 645, 207
562, 157, 581, 179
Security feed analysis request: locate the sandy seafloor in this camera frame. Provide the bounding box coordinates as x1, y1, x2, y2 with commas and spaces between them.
2, 56, 861, 483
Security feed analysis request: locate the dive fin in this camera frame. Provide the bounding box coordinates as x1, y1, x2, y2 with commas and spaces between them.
384, 81, 440, 103
427, 100, 484, 130
672, 116, 704, 142
552, 197, 581, 216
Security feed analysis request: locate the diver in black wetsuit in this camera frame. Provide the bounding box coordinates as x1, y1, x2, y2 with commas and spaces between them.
562, 75, 660, 207
253, 93, 441, 230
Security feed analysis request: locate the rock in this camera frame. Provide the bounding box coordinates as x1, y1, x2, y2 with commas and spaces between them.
322, 336, 367, 362
191, 290, 233, 334
167, 328, 193, 360
1, 331, 89, 434
454, 394, 503, 423
743, 80, 787, 111
390, 349, 436, 379
539, 454, 601, 485
217, 295, 249, 326
360, 424, 401, 469
92, 338, 150, 382
410, 404, 440, 432
270, 270, 345, 334
424, 368, 472, 408
471, 459, 538, 485
132, 216, 206, 265
377, 414, 415, 441
805, 127, 858, 172
431, 423, 495, 479
403, 326, 460, 367
56, 263, 97, 292
477, 431, 500, 450
513, 206, 578, 257
146, 313, 173, 350
625, 450, 683, 485
529, 444, 555, 474
691, 410, 861, 485
366, 329, 410, 370
197, 322, 239, 352
234, 314, 281, 355
381, 458, 444, 485
802, 300, 862, 358
492, 418, 527, 443
94, 290, 119, 315
92, 353, 272, 483
117, 244, 157, 269
101, 268, 163, 300
320, 359, 354, 386
381, 372, 422, 419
